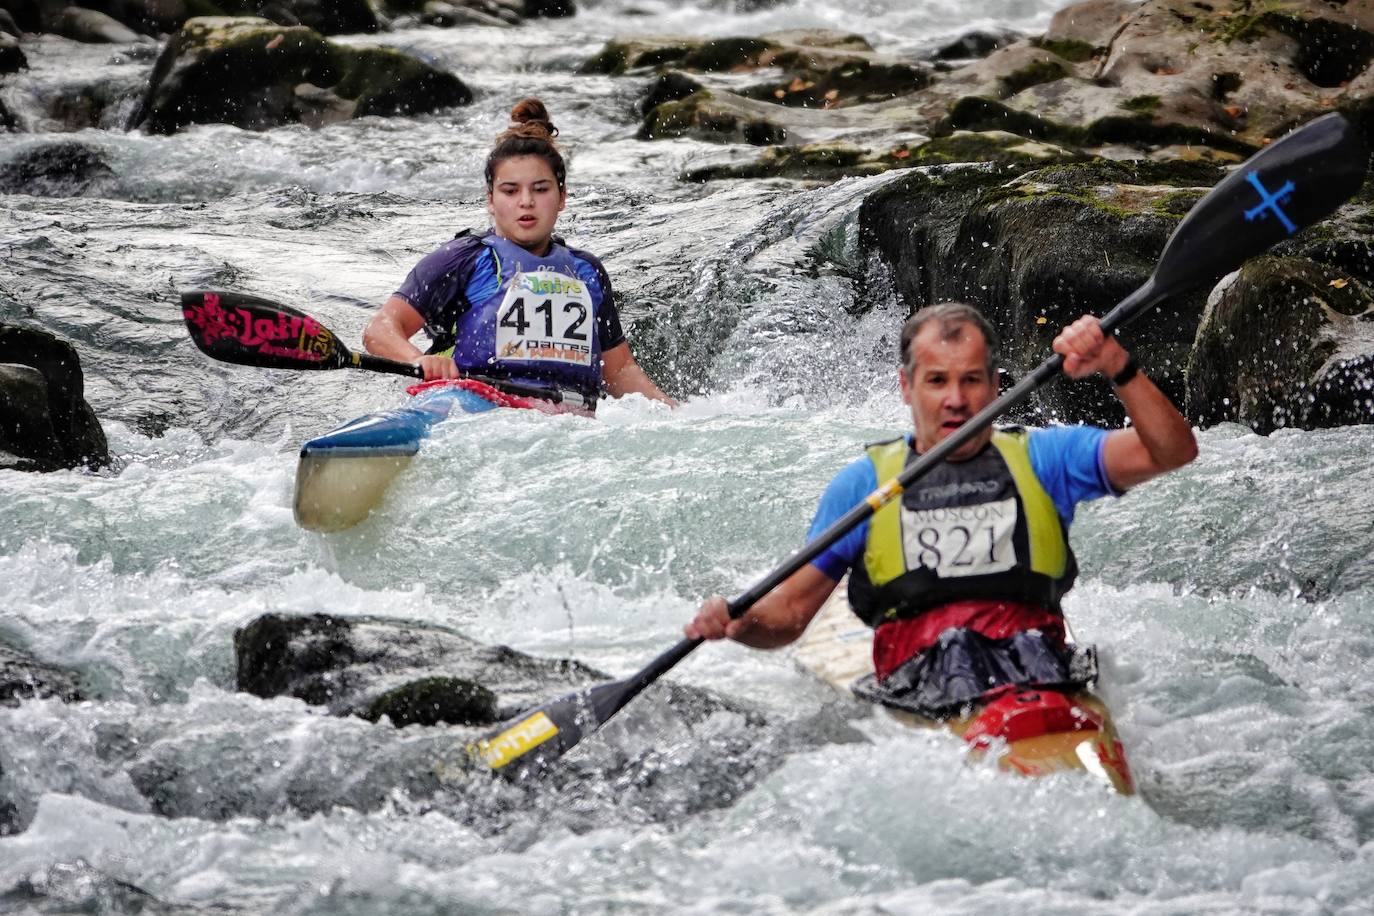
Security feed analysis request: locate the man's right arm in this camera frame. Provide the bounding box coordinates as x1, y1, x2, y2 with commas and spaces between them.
684, 456, 874, 648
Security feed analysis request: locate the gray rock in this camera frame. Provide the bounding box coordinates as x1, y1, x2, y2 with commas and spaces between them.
422, 0, 511, 27
54, 6, 143, 43
932, 27, 1022, 62
0, 141, 114, 195
131, 16, 472, 134
0, 30, 25, 73
0, 9, 21, 36
0, 324, 110, 471
0, 642, 84, 706
1187, 255, 1374, 432
858, 158, 1229, 425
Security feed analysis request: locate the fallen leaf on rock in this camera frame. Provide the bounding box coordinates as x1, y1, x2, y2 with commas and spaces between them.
266, 33, 284, 50
824, 89, 840, 101
1329, 278, 1349, 289
893, 149, 910, 159
1223, 104, 1243, 118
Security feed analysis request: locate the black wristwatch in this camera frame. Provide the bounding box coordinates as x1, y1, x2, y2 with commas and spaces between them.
1110, 354, 1140, 388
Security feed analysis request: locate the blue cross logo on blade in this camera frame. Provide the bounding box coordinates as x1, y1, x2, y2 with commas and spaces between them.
1244, 172, 1298, 234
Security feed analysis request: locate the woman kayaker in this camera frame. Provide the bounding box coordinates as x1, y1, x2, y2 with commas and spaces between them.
363, 97, 675, 411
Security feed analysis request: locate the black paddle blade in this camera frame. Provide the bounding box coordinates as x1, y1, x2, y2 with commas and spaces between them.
466, 678, 634, 779
181, 290, 351, 371
1153, 113, 1366, 297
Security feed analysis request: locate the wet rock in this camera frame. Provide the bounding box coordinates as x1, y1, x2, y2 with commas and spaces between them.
1044, 0, 1137, 50
0, 30, 26, 73
522, 0, 573, 16
685, 130, 1080, 182
0, 141, 115, 195
0, 8, 21, 36
237, 612, 607, 724
739, 59, 932, 109
0, 324, 110, 471
291, 80, 356, 127
581, 29, 875, 76
987, 0, 1374, 156
366, 675, 498, 727
53, 6, 143, 43
0, 642, 84, 705
932, 27, 1022, 62
1187, 256, 1374, 433
858, 158, 1228, 425
640, 89, 789, 145
131, 16, 472, 134
421, 0, 513, 27
0, 862, 171, 913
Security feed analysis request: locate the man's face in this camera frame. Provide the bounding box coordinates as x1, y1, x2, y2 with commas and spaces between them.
487, 155, 566, 255
900, 321, 998, 460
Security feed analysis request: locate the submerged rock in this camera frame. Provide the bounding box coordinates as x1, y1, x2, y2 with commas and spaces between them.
0, 642, 84, 706
234, 611, 761, 729
131, 16, 472, 134
0, 141, 115, 196
0, 324, 109, 471
0, 862, 170, 912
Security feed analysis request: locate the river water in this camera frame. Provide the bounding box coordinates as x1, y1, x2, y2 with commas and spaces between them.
3, 0, 1373, 912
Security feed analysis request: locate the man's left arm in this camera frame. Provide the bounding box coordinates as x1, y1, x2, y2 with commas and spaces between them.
1054, 316, 1198, 491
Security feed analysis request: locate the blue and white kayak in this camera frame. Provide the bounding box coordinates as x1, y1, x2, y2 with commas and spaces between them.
293, 378, 591, 532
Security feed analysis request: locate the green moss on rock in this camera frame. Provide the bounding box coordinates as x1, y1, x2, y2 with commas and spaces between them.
365, 676, 498, 728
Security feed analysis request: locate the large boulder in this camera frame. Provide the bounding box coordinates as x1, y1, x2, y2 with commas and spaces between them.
0, 324, 109, 471
1187, 256, 1374, 432
234, 612, 760, 729
581, 29, 878, 76
857, 158, 1227, 425
131, 16, 471, 134
45, 0, 381, 36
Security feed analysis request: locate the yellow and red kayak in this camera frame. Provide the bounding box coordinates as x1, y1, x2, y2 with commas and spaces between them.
792, 589, 1134, 794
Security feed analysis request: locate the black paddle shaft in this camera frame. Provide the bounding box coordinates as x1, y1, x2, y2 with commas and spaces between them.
474, 113, 1366, 776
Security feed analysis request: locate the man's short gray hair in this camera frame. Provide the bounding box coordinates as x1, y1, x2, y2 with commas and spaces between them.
899, 303, 1001, 376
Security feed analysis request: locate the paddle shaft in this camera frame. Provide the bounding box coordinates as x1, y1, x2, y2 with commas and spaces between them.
354, 351, 424, 378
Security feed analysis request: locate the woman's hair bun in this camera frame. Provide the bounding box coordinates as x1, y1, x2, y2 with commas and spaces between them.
509, 97, 558, 140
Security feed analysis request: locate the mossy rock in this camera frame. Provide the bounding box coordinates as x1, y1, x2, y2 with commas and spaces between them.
857, 158, 1233, 424
580, 36, 781, 75
740, 59, 931, 109
1187, 255, 1374, 431
134, 17, 471, 134
941, 96, 1256, 157
640, 89, 787, 145
365, 676, 499, 727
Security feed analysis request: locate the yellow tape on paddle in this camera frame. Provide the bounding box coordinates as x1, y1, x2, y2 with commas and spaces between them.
469, 711, 559, 770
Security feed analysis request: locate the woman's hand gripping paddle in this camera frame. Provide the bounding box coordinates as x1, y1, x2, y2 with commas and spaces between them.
470, 112, 1367, 779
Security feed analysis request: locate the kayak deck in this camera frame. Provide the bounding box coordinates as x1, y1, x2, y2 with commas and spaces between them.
293, 382, 503, 532
792, 587, 1134, 794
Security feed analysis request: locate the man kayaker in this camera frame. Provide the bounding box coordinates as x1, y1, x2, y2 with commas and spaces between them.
363, 97, 675, 411
685, 302, 1197, 710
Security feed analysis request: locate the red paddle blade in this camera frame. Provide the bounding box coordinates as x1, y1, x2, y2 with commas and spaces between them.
181, 290, 351, 371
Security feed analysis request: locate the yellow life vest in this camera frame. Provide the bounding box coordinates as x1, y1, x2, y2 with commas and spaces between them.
847, 429, 1077, 627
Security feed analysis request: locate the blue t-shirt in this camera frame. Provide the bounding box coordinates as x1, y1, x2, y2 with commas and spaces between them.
808, 426, 1119, 581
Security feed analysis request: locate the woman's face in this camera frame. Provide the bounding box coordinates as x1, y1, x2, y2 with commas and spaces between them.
487, 155, 566, 254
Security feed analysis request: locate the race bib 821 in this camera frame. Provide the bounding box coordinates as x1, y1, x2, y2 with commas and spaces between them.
494, 270, 595, 366
900, 498, 1018, 578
